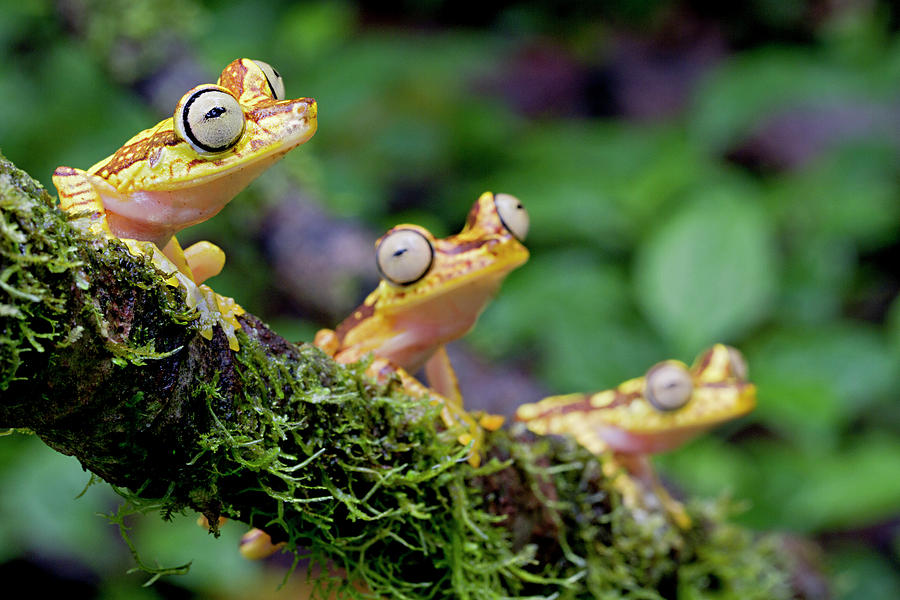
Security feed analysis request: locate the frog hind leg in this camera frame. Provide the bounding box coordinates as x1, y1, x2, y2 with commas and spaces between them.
52, 166, 112, 238
424, 346, 496, 467
617, 453, 692, 529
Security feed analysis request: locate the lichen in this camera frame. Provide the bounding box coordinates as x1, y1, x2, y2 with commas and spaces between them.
0, 151, 799, 599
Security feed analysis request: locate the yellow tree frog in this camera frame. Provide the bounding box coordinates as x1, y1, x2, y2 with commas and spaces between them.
315, 191, 529, 442
53, 58, 317, 349
515, 344, 756, 527
237, 191, 529, 560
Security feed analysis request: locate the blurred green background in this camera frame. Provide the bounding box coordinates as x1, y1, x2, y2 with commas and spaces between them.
1, 0, 899, 598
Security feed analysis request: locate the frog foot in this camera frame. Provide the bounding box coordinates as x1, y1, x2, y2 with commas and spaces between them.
609, 454, 692, 529
475, 412, 505, 432
239, 528, 285, 560
440, 404, 485, 468
121, 239, 245, 351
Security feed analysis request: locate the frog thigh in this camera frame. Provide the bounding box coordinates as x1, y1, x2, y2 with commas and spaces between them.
183, 241, 226, 285
52, 166, 112, 237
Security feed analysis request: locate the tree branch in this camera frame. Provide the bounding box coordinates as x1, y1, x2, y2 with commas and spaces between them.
0, 152, 802, 599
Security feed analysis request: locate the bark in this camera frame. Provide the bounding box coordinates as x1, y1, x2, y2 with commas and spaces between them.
0, 151, 804, 599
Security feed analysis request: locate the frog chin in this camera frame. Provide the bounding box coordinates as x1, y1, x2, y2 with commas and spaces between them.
596, 422, 708, 455
98, 151, 286, 247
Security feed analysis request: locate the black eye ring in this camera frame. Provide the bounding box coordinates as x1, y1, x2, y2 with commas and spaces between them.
176, 86, 245, 155
494, 193, 529, 242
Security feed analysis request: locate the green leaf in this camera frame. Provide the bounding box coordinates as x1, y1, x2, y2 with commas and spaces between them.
748, 323, 898, 447
828, 545, 900, 600
490, 123, 717, 252
889, 295, 900, 361
741, 436, 900, 532
768, 143, 900, 249
469, 251, 661, 391
688, 47, 892, 152
633, 183, 778, 355
0, 437, 119, 569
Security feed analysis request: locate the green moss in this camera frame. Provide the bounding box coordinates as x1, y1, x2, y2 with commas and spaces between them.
0, 151, 797, 599
0, 152, 84, 389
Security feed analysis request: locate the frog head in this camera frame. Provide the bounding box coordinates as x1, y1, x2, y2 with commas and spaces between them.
330, 192, 530, 371
84, 58, 317, 245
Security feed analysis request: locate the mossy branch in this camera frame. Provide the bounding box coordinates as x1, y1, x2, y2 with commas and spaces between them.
0, 151, 800, 599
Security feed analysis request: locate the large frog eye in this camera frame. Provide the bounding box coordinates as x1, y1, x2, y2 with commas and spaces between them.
376, 228, 434, 286
252, 60, 286, 100
645, 361, 693, 411
726, 346, 749, 380
175, 85, 246, 155
494, 193, 529, 241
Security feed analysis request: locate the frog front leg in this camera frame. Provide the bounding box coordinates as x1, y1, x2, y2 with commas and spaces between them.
424, 346, 464, 409
424, 346, 507, 466
53, 167, 113, 238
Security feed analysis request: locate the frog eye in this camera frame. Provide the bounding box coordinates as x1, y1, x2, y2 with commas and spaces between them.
726, 346, 749, 380
645, 361, 693, 411
175, 85, 246, 155
494, 193, 529, 241
376, 228, 434, 286
252, 60, 286, 100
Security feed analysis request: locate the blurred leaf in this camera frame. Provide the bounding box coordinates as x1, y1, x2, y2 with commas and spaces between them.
735, 435, 900, 532
470, 251, 630, 359
470, 251, 661, 391
0, 0, 52, 51
633, 183, 778, 355
829, 544, 900, 600
689, 47, 895, 152
96, 579, 162, 600
491, 123, 718, 251
656, 437, 752, 502
768, 143, 900, 250
1, 42, 151, 189
196, 1, 283, 65
888, 295, 900, 361
134, 514, 263, 592
776, 235, 855, 325
748, 323, 898, 447
274, 1, 357, 63
0, 438, 119, 569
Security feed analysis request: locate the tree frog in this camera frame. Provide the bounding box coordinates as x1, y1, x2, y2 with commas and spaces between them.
237, 191, 530, 560
315, 191, 529, 445
53, 58, 317, 349
515, 344, 756, 527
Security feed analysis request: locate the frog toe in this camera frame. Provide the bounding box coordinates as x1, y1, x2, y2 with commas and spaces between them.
239, 528, 285, 560
184, 241, 226, 285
